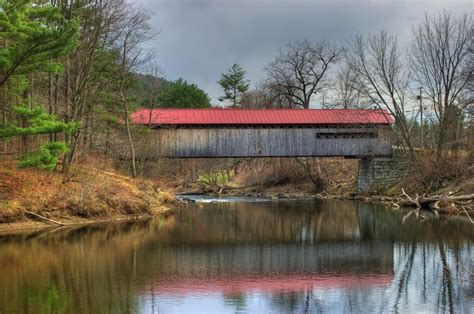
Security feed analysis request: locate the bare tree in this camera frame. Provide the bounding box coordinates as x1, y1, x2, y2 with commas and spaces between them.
460, 44, 474, 110
114, 3, 157, 177
239, 89, 271, 109
409, 12, 473, 164
239, 81, 292, 109
463, 48, 474, 158
140, 62, 166, 126
264, 40, 343, 109
346, 31, 418, 164
54, 0, 138, 171
133, 62, 165, 176
326, 62, 367, 109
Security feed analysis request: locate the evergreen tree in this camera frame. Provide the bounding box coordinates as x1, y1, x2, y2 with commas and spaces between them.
18, 141, 69, 171
0, 0, 79, 87
217, 64, 250, 106
0, 0, 79, 170
157, 79, 211, 108
0, 106, 79, 170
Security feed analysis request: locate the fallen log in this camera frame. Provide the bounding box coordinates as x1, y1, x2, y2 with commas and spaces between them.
24, 211, 66, 226
419, 193, 474, 205
397, 190, 474, 221
399, 190, 474, 209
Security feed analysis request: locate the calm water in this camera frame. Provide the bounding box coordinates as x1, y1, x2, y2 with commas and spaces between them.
0, 198, 473, 313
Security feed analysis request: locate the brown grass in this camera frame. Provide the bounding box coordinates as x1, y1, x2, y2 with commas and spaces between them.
238, 159, 306, 187
0, 158, 175, 224
390, 149, 474, 195
235, 158, 358, 195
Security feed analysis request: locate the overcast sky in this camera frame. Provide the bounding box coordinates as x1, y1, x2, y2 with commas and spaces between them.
140, 0, 472, 106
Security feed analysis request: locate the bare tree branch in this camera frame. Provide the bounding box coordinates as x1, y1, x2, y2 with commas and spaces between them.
264, 40, 343, 109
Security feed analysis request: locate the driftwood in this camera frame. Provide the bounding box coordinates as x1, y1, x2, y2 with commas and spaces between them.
24, 211, 66, 226
418, 194, 474, 205
462, 207, 474, 223
400, 190, 474, 207
398, 189, 474, 222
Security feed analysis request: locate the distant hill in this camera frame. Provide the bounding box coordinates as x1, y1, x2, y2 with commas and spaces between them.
134, 72, 171, 94
133, 73, 171, 108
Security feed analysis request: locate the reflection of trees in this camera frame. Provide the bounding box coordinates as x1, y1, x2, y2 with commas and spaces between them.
0, 219, 176, 313
385, 237, 472, 313
268, 289, 327, 313
357, 202, 474, 243
223, 293, 247, 313
270, 291, 306, 312
393, 243, 416, 313
387, 241, 472, 313
263, 242, 472, 313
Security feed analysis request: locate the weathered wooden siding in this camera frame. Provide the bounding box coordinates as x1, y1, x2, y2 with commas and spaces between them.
152, 126, 392, 158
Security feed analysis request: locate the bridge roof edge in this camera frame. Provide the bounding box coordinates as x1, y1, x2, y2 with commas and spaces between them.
131, 108, 394, 126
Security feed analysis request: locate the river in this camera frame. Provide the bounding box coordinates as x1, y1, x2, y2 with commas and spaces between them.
0, 198, 473, 313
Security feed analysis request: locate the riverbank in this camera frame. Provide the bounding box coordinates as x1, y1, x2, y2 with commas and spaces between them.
0, 214, 174, 235
0, 160, 177, 230
177, 170, 474, 220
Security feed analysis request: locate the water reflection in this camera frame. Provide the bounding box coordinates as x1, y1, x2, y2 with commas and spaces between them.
0, 200, 472, 313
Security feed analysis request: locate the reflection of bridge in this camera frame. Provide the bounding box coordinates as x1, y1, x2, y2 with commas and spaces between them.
146, 243, 394, 272
131, 109, 400, 192
140, 201, 394, 295
145, 243, 393, 295
150, 273, 392, 294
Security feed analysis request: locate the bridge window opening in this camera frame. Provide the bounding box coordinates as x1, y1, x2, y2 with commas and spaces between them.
316, 132, 378, 139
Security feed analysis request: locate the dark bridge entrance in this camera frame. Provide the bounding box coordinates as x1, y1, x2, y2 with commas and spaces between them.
131, 108, 398, 192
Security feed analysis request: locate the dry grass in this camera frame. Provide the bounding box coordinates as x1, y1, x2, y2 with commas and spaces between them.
238, 159, 306, 187
391, 150, 474, 195
236, 158, 358, 195
0, 158, 175, 224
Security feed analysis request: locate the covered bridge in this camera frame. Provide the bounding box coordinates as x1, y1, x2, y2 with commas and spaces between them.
130, 108, 394, 158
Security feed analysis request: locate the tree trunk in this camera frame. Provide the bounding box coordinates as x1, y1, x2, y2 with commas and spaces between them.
303, 98, 310, 109
48, 73, 54, 142
122, 91, 137, 178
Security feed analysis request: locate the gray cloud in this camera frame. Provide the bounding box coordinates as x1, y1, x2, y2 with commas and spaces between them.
140, 0, 472, 105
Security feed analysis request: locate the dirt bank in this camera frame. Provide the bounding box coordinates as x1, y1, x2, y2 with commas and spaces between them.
0, 161, 178, 231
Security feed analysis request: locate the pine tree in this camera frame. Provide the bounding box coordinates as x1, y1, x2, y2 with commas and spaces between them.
0, 105, 79, 170
0, 0, 79, 87
0, 0, 79, 170
217, 64, 250, 106
17, 141, 69, 171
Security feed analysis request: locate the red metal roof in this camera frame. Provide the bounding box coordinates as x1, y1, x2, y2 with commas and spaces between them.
131, 108, 394, 125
